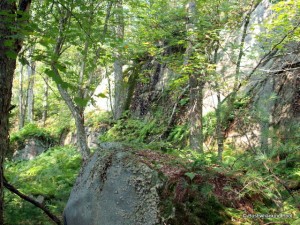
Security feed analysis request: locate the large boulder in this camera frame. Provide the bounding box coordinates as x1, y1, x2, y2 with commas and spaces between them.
63, 143, 160, 225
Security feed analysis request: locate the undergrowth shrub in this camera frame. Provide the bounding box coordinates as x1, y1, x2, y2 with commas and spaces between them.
10, 123, 56, 152
168, 124, 189, 147
85, 111, 113, 128
99, 117, 165, 145
221, 144, 300, 224
4, 146, 81, 225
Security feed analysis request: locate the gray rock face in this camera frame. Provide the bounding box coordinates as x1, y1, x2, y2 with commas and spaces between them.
61, 126, 108, 149
13, 138, 49, 160
63, 144, 160, 225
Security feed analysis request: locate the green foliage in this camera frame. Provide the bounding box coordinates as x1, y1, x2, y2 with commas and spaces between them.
10, 123, 56, 150
159, 169, 227, 225
85, 111, 113, 128
100, 117, 166, 145
221, 145, 300, 224
185, 172, 196, 181
168, 124, 189, 145
178, 149, 218, 169
4, 146, 81, 225
260, 0, 300, 49
5, 0, 300, 224
203, 111, 217, 139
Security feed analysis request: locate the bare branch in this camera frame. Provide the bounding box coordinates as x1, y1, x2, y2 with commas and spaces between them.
4, 177, 62, 225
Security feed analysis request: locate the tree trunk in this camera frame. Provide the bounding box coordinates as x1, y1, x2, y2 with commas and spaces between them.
42, 76, 49, 126
50, 9, 90, 161
260, 120, 269, 154
184, 1, 204, 153
0, 1, 31, 222
0, 54, 17, 225
113, 0, 125, 120
19, 65, 25, 129
211, 44, 224, 161
189, 78, 204, 153
216, 92, 224, 161
78, 39, 89, 99
52, 67, 91, 161
26, 48, 35, 123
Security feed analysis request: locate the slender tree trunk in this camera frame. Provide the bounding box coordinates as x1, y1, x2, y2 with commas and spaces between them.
78, 39, 89, 99
216, 92, 224, 161
211, 44, 224, 161
260, 120, 269, 154
19, 65, 25, 129
189, 78, 204, 153
0, 1, 31, 223
26, 48, 35, 123
50, 10, 90, 161
184, 1, 204, 153
55, 81, 90, 161
42, 76, 49, 126
113, 0, 125, 120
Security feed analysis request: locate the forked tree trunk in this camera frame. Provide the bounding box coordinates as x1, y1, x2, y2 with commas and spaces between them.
51, 10, 90, 161
52, 68, 91, 161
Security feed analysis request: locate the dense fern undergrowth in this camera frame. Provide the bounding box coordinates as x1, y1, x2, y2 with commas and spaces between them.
5, 112, 300, 225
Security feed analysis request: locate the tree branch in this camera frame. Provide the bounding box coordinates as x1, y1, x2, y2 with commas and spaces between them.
221, 20, 300, 105
3, 176, 62, 225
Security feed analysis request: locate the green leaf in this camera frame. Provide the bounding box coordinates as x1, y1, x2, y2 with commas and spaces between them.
179, 98, 189, 106
185, 172, 196, 181
5, 50, 18, 59
4, 40, 14, 47
18, 56, 29, 66
56, 63, 67, 73
74, 97, 89, 107
96, 93, 107, 98
44, 69, 65, 85
44, 69, 56, 78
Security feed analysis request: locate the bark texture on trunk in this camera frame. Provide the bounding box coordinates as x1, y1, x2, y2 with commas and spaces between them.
184, 1, 204, 153
19, 65, 25, 129
189, 78, 204, 153
0, 55, 17, 225
113, 0, 125, 120
26, 50, 35, 123
42, 76, 49, 126
0, 1, 32, 222
216, 92, 224, 161
51, 10, 90, 161
52, 67, 91, 161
